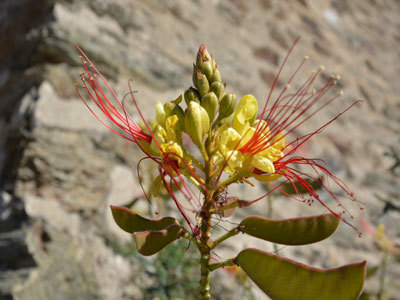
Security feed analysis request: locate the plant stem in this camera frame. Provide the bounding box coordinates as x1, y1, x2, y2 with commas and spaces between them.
210, 227, 240, 249
208, 258, 235, 272
217, 170, 249, 189
200, 245, 211, 300
199, 196, 212, 300
199, 137, 215, 299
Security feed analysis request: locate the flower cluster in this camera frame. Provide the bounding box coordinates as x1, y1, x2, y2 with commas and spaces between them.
76, 39, 362, 232
76, 39, 366, 300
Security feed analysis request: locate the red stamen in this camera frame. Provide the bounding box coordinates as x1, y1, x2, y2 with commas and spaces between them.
75, 45, 152, 144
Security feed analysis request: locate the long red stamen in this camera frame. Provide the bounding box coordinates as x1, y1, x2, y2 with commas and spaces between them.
75, 45, 152, 144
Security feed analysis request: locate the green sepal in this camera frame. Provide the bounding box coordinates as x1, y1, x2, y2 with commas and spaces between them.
236, 248, 366, 300
134, 224, 183, 256
110, 205, 178, 233
184, 87, 201, 105
210, 68, 221, 83
172, 94, 183, 104
210, 81, 225, 100
240, 213, 340, 245
218, 93, 237, 120
202, 91, 219, 122
195, 69, 210, 97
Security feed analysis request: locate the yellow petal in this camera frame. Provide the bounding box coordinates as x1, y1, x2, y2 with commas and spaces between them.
161, 141, 183, 158
218, 127, 241, 155
165, 115, 179, 142
251, 154, 275, 173
233, 95, 258, 135
238, 126, 255, 148
150, 124, 166, 154
226, 150, 243, 171
155, 101, 166, 125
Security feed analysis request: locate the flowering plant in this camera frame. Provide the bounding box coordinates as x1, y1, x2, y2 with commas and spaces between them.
76, 39, 366, 300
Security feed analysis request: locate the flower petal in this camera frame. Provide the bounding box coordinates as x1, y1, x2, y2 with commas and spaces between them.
252, 154, 275, 173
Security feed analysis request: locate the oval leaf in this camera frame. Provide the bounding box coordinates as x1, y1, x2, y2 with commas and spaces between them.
240, 213, 340, 245
134, 224, 183, 256
236, 248, 366, 300
110, 205, 177, 233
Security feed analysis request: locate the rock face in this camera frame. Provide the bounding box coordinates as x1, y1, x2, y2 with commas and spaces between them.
1, 0, 400, 299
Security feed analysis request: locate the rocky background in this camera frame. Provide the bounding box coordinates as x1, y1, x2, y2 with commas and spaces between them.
1, 0, 400, 299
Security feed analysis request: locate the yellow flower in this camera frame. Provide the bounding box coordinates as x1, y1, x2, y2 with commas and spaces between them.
217, 95, 285, 180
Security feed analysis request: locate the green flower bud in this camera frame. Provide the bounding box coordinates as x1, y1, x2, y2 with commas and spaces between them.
192, 64, 198, 87
217, 113, 234, 127
196, 44, 212, 67
196, 45, 213, 80
173, 104, 185, 131
201, 60, 213, 80
211, 56, 217, 71
163, 101, 185, 131
184, 101, 210, 147
218, 93, 237, 120
201, 92, 219, 122
210, 81, 225, 100
164, 101, 175, 117
210, 68, 221, 83
184, 87, 201, 105
195, 69, 210, 97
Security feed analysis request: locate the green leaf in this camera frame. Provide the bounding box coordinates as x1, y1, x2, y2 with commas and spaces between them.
240, 213, 340, 245
110, 205, 178, 233
236, 248, 366, 300
134, 225, 183, 256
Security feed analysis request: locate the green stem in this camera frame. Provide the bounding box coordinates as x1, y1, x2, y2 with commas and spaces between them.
200, 248, 211, 300
200, 144, 209, 162
181, 230, 198, 244
198, 134, 217, 299
209, 199, 240, 214
210, 227, 239, 249
185, 173, 205, 193
199, 204, 212, 300
217, 170, 249, 189
208, 258, 236, 272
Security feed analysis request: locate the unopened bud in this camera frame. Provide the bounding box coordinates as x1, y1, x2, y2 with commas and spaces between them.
195, 69, 210, 97
218, 93, 237, 120
196, 46, 213, 80
201, 60, 213, 80
184, 87, 201, 105
210, 68, 221, 83
192, 64, 198, 87
184, 101, 210, 147
163, 102, 175, 117
202, 92, 219, 122
210, 81, 225, 100
211, 56, 217, 71
173, 104, 185, 130
196, 44, 212, 67
163, 101, 185, 131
